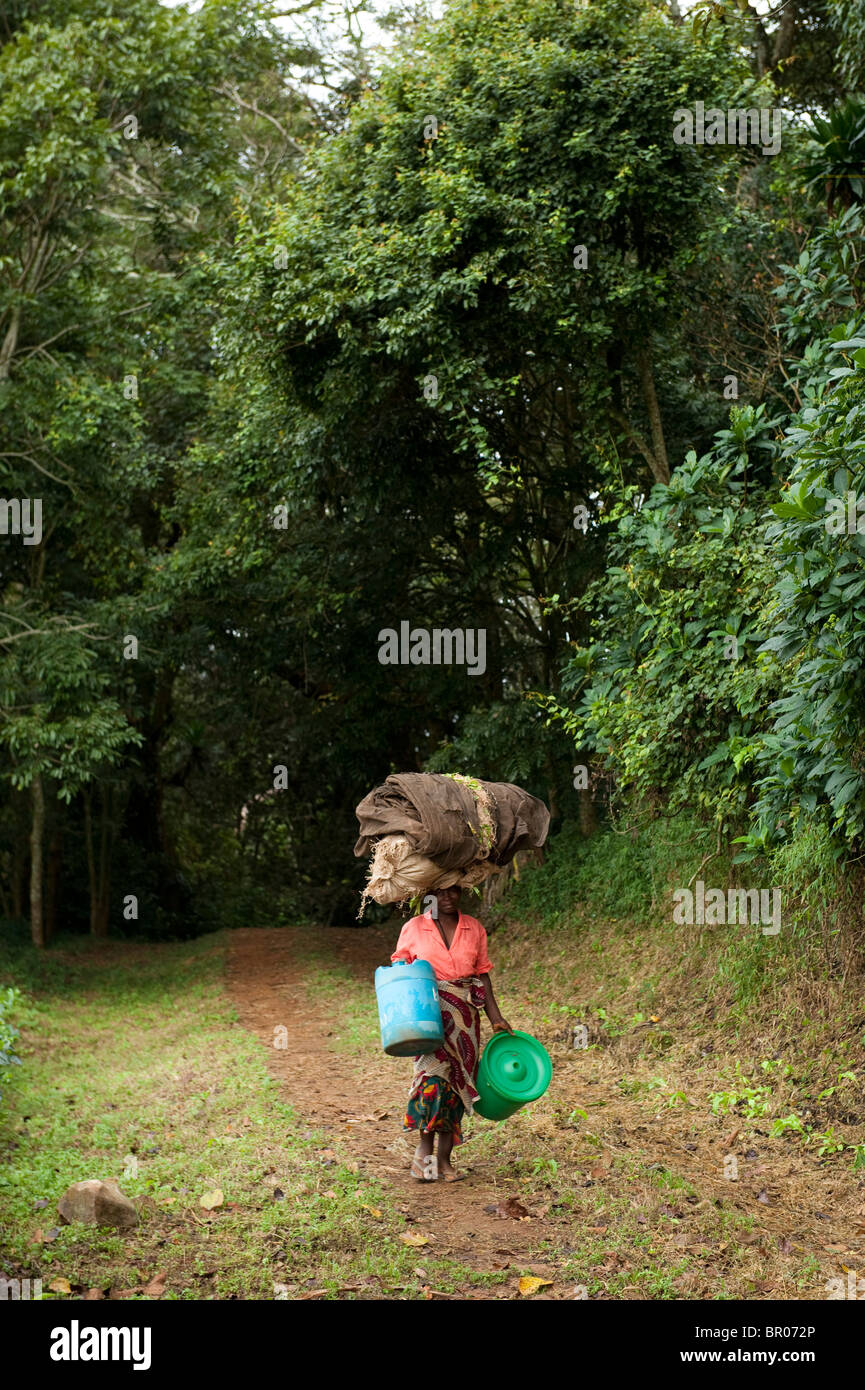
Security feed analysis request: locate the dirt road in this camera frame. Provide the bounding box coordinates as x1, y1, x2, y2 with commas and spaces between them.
226, 925, 567, 1294
226, 925, 865, 1300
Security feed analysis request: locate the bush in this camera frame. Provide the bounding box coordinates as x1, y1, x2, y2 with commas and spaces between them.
503, 813, 724, 927
0, 986, 23, 1106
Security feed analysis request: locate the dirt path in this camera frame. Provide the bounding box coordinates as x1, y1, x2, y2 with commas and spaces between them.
226, 926, 565, 1295
226, 926, 865, 1300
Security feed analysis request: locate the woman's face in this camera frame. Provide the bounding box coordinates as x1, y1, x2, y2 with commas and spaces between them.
433, 885, 461, 917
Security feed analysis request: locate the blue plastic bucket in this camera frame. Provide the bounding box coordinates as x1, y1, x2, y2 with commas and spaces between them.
374, 960, 444, 1057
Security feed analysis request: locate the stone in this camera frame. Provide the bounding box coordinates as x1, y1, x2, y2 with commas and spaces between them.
58, 1179, 138, 1230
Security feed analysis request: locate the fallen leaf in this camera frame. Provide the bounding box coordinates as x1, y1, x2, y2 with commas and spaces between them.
518, 1276, 553, 1296
199, 1189, 224, 1211
756, 1190, 770, 1205
361, 1205, 383, 1218
83, 1289, 105, 1301
49, 1278, 71, 1294
142, 1272, 166, 1298
490, 1197, 530, 1220
323, 1190, 337, 1200
400, 1232, 429, 1247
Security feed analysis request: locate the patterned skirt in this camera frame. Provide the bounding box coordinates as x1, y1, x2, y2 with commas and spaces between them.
404, 979, 485, 1146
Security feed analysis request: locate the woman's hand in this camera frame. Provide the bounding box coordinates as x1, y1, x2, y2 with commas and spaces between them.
491, 1015, 514, 1034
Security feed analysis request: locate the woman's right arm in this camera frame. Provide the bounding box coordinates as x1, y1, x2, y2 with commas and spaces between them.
389, 920, 414, 966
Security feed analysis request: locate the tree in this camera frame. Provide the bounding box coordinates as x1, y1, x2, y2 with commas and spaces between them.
212, 0, 761, 833
0, 0, 334, 941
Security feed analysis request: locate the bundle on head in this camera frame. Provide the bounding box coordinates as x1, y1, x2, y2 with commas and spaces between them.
354, 772, 550, 913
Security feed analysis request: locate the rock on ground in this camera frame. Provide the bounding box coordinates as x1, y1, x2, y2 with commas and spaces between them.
58, 1179, 138, 1230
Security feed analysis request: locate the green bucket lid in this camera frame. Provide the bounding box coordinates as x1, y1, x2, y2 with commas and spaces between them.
478, 1029, 552, 1105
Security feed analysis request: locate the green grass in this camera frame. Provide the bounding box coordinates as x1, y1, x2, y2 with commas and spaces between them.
0, 930, 482, 1300
288, 936, 382, 1054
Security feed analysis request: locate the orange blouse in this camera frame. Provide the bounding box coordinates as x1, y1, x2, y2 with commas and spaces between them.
391, 910, 493, 983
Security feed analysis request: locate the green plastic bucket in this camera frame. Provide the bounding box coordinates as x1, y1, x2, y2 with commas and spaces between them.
474, 1029, 552, 1121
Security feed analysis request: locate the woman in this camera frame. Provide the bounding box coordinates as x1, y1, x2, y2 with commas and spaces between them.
390, 883, 513, 1182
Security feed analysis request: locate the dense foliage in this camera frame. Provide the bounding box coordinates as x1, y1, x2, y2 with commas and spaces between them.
549, 206, 865, 862
2, 0, 865, 941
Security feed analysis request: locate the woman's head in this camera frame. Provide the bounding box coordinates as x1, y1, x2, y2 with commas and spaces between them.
429, 884, 461, 917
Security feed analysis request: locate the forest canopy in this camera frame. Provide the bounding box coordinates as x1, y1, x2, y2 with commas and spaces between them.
2, 0, 865, 939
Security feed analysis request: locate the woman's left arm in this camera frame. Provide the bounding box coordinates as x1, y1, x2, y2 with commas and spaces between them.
479, 973, 513, 1034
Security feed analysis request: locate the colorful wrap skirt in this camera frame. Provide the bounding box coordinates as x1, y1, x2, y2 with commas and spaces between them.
403, 978, 485, 1146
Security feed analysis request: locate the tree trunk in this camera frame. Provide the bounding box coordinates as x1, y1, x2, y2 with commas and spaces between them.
635, 343, 670, 484
84, 790, 98, 934
84, 789, 111, 936
544, 751, 560, 824
95, 792, 111, 936
30, 773, 45, 948
44, 826, 62, 945
11, 835, 25, 919
578, 787, 597, 838
0, 304, 21, 381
